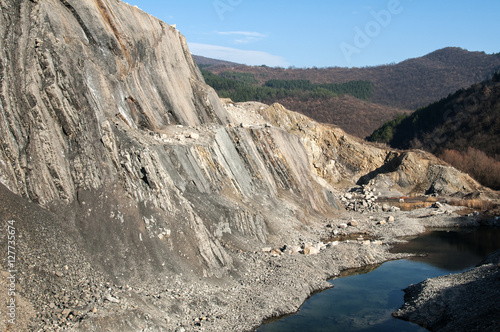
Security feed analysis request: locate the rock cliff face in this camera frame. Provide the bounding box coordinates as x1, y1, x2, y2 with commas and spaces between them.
0, 0, 487, 330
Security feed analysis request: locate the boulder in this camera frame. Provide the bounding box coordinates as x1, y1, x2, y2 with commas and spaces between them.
433, 202, 443, 209
104, 293, 120, 304
188, 132, 200, 139
303, 245, 320, 255
287, 245, 303, 254
270, 249, 282, 257
62, 308, 72, 317
315, 242, 327, 251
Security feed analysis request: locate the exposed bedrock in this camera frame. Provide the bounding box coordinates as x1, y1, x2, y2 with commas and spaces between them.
0, 0, 491, 330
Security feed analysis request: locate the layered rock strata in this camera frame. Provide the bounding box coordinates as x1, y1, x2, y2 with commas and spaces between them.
0, 0, 489, 330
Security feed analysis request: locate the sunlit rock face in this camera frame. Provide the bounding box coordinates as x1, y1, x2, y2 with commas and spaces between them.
0, 0, 484, 307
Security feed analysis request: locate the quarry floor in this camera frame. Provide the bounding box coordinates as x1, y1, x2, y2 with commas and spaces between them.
69, 202, 486, 332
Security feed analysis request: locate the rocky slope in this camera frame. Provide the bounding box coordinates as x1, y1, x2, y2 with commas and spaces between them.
0, 0, 493, 331
394, 251, 500, 331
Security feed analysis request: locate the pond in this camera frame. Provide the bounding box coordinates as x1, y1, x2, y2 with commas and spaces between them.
257, 227, 500, 332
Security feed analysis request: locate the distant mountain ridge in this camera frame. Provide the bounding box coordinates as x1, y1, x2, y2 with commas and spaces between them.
196, 47, 500, 109
192, 54, 241, 67
195, 47, 500, 137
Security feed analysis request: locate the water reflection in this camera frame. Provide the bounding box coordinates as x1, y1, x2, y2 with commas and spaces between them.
258, 260, 430, 332
258, 227, 500, 332
390, 227, 500, 271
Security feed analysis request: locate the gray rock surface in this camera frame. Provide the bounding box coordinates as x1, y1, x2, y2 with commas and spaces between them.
394, 250, 500, 332
0, 0, 496, 331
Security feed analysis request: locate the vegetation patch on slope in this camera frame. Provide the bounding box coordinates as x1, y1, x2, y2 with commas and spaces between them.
368, 73, 500, 189
201, 69, 374, 102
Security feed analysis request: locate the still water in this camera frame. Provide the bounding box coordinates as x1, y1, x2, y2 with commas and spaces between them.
258, 227, 500, 332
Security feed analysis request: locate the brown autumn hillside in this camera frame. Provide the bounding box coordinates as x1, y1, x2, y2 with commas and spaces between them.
195, 48, 500, 137
269, 95, 411, 138
199, 47, 500, 110
369, 73, 500, 189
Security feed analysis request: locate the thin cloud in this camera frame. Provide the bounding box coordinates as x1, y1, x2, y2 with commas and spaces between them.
188, 43, 289, 67
217, 31, 267, 44
217, 31, 267, 37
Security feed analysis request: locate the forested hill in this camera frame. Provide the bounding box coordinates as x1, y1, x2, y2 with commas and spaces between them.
196, 48, 500, 137
199, 68, 410, 137
198, 47, 500, 110
368, 73, 500, 156
368, 73, 500, 189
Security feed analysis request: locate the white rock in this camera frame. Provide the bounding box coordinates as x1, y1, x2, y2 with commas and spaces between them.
315, 242, 327, 251
289, 245, 302, 254
104, 293, 120, 304
303, 245, 320, 255
270, 249, 281, 257
433, 202, 443, 209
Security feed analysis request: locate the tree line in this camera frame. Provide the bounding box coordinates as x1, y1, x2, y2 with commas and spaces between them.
367, 72, 500, 190
201, 69, 374, 103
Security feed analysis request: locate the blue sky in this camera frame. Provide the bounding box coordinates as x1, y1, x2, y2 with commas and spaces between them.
124, 0, 500, 68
